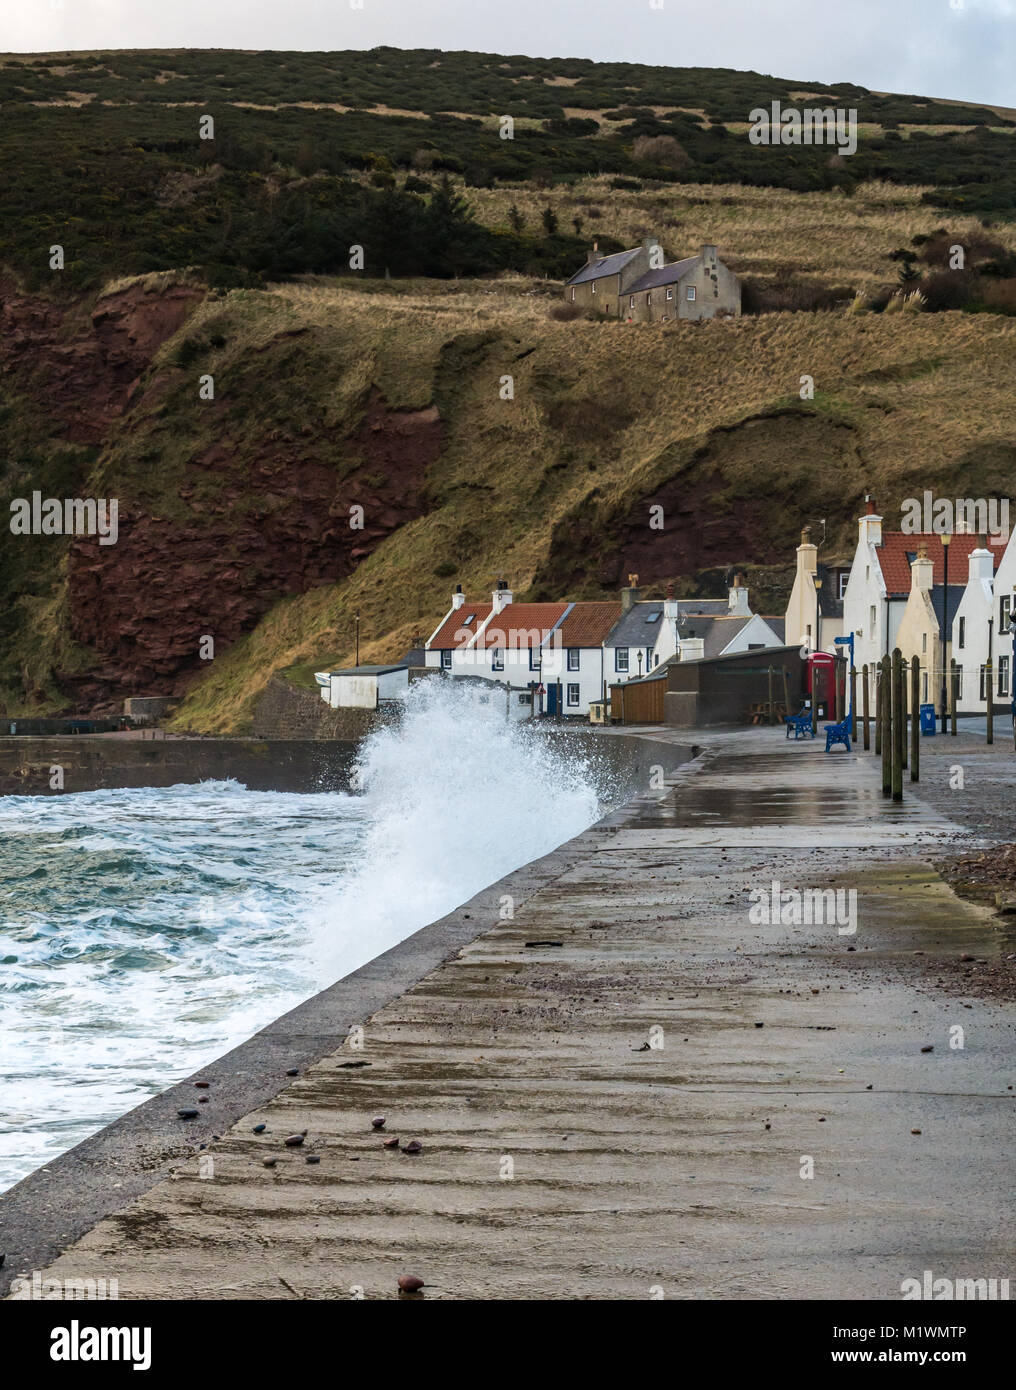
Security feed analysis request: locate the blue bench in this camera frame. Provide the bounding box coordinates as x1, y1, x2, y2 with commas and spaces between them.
785, 712, 814, 740
824, 719, 851, 753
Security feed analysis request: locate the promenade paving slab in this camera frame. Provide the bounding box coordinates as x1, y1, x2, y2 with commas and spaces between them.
8, 730, 1015, 1301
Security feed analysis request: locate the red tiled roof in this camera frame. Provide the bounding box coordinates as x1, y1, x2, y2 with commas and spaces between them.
876, 533, 1007, 594
555, 601, 623, 648
428, 604, 492, 649
477, 602, 570, 649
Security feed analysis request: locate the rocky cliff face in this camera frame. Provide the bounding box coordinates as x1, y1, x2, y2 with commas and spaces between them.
0, 275, 204, 446
1, 277, 444, 712
64, 392, 442, 707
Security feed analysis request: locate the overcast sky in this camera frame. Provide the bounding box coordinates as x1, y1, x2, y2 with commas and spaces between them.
7, 0, 1015, 108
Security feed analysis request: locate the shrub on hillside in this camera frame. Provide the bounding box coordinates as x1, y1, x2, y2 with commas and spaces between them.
632, 135, 691, 171
741, 277, 853, 314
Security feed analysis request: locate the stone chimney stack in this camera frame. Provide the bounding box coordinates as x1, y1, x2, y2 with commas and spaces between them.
663, 579, 678, 622
451, 584, 465, 610
969, 536, 994, 583
680, 633, 705, 662
797, 526, 818, 582
859, 495, 882, 548
491, 579, 513, 615
910, 543, 933, 593
621, 573, 641, 613
728, 570, 751, 616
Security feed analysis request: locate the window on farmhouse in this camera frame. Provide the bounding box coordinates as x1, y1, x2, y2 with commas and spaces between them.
440, 650, 451, 669
492, 648, 504, 671
959, 617, 966, 649
567, 683, 580, 706
666, 289, 673, 300
616, 648, 629, 673
686, 286, 696, 301
567, 648, 580, 671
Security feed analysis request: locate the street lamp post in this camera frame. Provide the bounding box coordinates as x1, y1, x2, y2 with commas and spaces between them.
355, 612, 360, 668
940, 533, 951, 734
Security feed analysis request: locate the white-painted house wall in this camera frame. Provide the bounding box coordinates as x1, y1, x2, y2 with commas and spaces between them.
951, 546, 995, 713
841, 509, 905, 696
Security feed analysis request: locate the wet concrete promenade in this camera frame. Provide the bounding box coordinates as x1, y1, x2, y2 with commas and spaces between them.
7, 729, 1015, 1300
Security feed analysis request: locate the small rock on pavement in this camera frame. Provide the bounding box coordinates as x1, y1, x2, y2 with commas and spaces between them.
383, 1137, 400, 1149
306, 1155, 321, 1164
284, 1134, 305, 1147
911, 1128, 922, 1135
921, 1045, 934, 1053
177, 1109, 199, 1120
398, 1275, 425, 1293
286, 1068, 299, 1076
371, 1115, 386, 1129
263, 1158, 277, 1168
403, 1140, 423, 1154
252, 1123, 267, 1133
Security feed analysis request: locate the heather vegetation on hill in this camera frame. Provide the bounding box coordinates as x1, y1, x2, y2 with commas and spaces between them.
2, 47, 1015, 293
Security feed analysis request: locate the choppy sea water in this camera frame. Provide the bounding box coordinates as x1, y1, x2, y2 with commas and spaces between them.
0, 683, 604, 1191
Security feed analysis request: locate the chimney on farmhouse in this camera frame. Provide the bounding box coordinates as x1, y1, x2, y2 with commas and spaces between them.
728, 570, 750, 616
451, 584, 465, 610
859, 494, 882, 548
701, 243, 718, 266
621, 573, 641, 613
586, 240, 601, 265
491, 579, 513, 614
663, 579, 678, 623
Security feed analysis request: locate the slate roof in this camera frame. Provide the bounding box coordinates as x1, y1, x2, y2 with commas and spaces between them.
555, 601, 623, 648
764, 617, 786, 643
817, 563, 845, 619
876, 534, 1007, 596
626, 256, 699, 294
565, 248, 642, 287
604, 600, 665, 647
929, 584, 967, 638
328, 664, 406, 676
676, 597, 728, 617
677, 614, 754, 659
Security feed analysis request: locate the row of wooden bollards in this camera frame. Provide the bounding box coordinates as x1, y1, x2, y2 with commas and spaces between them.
854, 652, 920, 802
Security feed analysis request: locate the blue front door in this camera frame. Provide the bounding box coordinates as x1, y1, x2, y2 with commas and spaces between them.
546, 683, 558, 715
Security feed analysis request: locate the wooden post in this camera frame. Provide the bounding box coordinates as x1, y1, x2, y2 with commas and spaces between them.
881, 656, 892, 796
874, 661, 882, 756
768, 665, 774, 724
781, 666, 790, 720
910, 655, 920, 782
862, 664, 870, 750
900, 658, 908, 770
892, 649, 904, 802
987, 660, 994, 745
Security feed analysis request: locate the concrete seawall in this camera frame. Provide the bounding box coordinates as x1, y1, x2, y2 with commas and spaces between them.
0, 729, 696, 1294
0, 736, 359, 796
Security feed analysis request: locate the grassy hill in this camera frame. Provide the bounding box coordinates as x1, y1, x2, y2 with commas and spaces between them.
2, 47, 1016, 295
2, 49, 1016, 729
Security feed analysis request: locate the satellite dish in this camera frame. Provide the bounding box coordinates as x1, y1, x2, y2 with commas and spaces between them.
799, 646, 810, 661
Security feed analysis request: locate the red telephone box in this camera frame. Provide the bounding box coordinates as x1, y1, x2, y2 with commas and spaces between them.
805, 652, 845, 720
